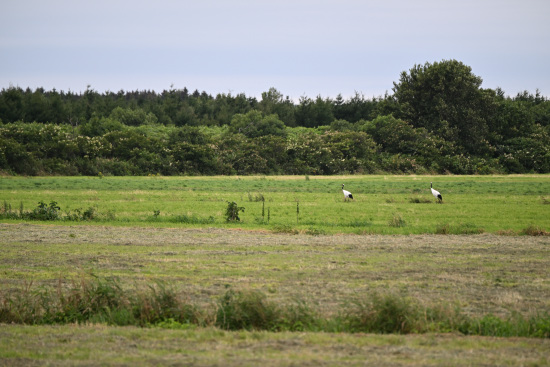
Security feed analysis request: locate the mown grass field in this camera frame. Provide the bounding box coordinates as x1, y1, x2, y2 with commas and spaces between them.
1, 175, 550, 366
2, 324, 549, 367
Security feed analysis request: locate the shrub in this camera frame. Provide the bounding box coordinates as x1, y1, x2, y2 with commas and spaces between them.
216, 289, 280, 331
278, 300, 320, 332
343, 292, 418, 334
28, 201, 61, 221
54, 276, 125, 324
132, 282, 200, 326
225, 201, 245, 222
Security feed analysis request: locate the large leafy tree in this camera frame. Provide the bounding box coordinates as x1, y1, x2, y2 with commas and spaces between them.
228, 110, 286, 138
392, 59, 496, 154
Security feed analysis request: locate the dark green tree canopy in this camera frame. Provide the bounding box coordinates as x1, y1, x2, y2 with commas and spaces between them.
228, 110, 287, 138
392, 59, 495, 154
1, 60, 549, 175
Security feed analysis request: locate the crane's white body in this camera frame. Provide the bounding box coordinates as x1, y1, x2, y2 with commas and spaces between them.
342, 184, 353, 201
430, 182, 443, 203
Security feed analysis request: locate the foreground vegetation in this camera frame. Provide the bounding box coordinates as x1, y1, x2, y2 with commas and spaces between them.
2, 223, 549, 329
2, 324, 548, 366
1, 223, 549, 365
2, 274, 549, 338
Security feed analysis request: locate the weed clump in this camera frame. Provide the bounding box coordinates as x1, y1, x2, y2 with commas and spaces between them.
172, 214, 215, 224
271, 225, 298, 234
435, 223, 484, 235
408, 197, 432, 204
435, 224, 450, 234
247, 192, 265, 202
388, 213, 406, 227
305, 227, 326, 236
521, 225, 549, 236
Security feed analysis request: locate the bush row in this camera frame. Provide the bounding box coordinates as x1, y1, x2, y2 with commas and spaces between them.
2, 117, 549, 176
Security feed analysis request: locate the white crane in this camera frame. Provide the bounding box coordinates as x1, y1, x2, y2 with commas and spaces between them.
430, 182, 443, 203
342, 184, 354, 201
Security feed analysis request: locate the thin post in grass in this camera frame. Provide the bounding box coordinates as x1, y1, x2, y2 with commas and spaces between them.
296, 202, 299, 225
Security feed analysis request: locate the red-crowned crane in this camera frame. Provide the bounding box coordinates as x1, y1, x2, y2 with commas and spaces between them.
342, 184, 354, 201
431, 182, 443, 203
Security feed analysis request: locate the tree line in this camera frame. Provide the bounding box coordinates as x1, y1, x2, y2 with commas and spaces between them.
1, 60, 549, 176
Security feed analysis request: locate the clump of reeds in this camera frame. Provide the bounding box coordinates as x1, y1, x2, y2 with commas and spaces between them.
1, 276, 549, 338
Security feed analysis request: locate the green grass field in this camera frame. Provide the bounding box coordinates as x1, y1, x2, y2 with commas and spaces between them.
1, 175, 549, 234
1, 175, 550, 366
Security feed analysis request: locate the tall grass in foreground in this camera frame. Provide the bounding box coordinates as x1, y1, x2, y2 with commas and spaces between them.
1, 276, 549, 338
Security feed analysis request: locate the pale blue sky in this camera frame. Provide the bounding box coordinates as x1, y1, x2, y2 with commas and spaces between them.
1, 0, 549, 100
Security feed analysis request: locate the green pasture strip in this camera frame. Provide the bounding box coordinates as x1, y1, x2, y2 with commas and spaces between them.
1, 324, 549, 366
1, 175, 549, 234
2, 174, 549, 193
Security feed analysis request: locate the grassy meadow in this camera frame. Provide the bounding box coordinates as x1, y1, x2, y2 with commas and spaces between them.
1, 174, 549, 234
1, 175, 550, 365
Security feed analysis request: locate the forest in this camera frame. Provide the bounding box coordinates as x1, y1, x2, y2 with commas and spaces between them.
1, 60, 549, 176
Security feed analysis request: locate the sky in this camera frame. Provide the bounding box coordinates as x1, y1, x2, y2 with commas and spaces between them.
1, 0, 549, 100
